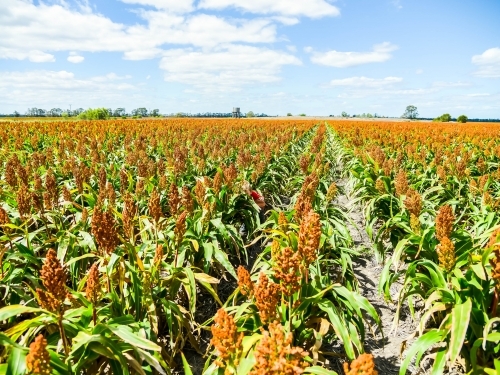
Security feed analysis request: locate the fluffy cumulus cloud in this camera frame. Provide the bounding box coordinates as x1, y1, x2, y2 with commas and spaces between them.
472, 48, 500, 78
160, 44, 301, 91
198, 0, 340, 18
0, 1, 279, 59
330, 76, 402, 88
0, 70, 136, 108
67, 52, 84, 63
309, 42, 398, 68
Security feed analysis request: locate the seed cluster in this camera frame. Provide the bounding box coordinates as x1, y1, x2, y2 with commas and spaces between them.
37, 249, 67, 313
273, 247, 302, 296
343, 353, 378, 375
26, 334, 51, 375
237, 265, 254, 296
254, 272, 280, 323
298, 210, 321, 266
92, 208, 120, 255
250, 321, 308, 375
210, 308, 243, 368
435, 205, 454, 241
85, 263, 100, 304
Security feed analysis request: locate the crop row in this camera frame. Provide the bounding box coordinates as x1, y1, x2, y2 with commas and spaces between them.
330, 121, 500, 374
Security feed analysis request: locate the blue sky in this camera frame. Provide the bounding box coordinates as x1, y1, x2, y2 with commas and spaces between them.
1, 0, 499, 117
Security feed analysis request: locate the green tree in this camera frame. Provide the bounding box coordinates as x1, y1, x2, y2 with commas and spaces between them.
457, 115, 468, 123
434, 113, 451, 122
246, 111, 255, 118
341, 111, 349, 118
287, 113, 292, 116
298, 113, 306, 116
402, 105, 418, 119
77, 108, 110, 120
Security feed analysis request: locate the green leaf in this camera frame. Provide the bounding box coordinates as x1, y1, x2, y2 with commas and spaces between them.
106, 325, 161, 352
317, 300, 355, 359
181, 353, 194, 375
65, 253, 96, 267
213, 241, 237, 279
236, 356, 256, 375
448, 299, 472, 364
304, 366, 339, 375
400, 329, 446, 375
431, 348, 447, 375
0, 305, 45, 321
6, 347, 27, 375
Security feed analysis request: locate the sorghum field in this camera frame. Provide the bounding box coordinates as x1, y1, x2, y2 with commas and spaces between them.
0, 119, 499, 375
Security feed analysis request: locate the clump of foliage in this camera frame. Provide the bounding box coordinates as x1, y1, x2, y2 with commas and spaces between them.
457, 114, 468, 123
433, 113, 452, 122
77, 107, 110, 120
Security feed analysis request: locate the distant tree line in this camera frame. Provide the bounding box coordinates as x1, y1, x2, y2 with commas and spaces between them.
0, 107, 161, 118
0, 108, 271, 118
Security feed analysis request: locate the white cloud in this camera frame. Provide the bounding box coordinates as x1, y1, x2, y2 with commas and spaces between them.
28, 50, 56, 63
136, 12, 277, 49
0, 0, 278, 62
472, 48, 500, 78
120, 0, 195, 12
432, 81, 471, 88
0, 70, 137, 108
198, 0, 340, 18
159, 44, 301, 91
330, 76, 403, 88
67, 52, 84, 63
467, 93, 490, 97
1, 49, 56, 63
309, 42, 398, 68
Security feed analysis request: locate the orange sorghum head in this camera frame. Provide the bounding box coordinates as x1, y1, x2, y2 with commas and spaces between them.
343, 353, 378, 375
254, 272, 280, 323
91, 208, 120, 255
487, 229, 500, 288
436, 237, 456, 273
404, 189, 422, 218
273, 247, 302, 296
16, 184, 32, 220
326, 182, 338, 201
298, 210, 321, 266
210, 308, 243, 368
122, 193, 137, 240
37, 249, 67, 313
174, 211, 188, 244
278, 211, 289, 231
0, 207, 9, 227
148, 188, 162, 224
154, 244, 164, 268
85, 263, 100, 304
194, 179, 206, 205
250, 321, 309, 375
375, 179, 386, 194
237, 266, 254, 297
182, 186, 194, 215
435, 205, 454, 241
26, 334, 51, 375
